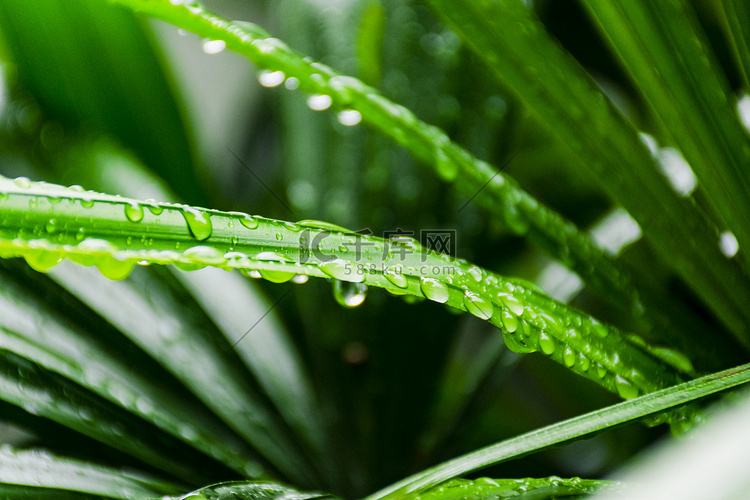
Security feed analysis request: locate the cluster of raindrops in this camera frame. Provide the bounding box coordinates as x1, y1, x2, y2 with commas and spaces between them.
0, 176, 685, 400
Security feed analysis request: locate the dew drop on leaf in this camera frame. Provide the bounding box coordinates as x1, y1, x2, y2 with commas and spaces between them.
45, 218, 59, 234
538, 331, 556, 355
24, 250, 62, 273
420, 276, 450, 303
238, 213, 259, 229
463, 291, 494, 319
181, 207, 213, 241
498, 293, 525, 316
501, 330, 536, 354
307, 94, 332, 111
320, 258, 365, 283
258, 70, 285, 87
500, 309, 518, 332
124, 201, 144, 222
615, 375, 639, 399
384, 266, 408, 288
333, 280, 368, 307
563, 346, 576, 367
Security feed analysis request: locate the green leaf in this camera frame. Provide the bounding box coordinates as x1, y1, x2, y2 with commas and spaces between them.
366, 361, 750, 500
0, 445, 181, 500
721, 0, 750, 90
0, 348, 214, 483
0, 0, 207, 205
162, 481, 337, 500
101, 0, 693, 365
422, 0, 750, 349
47, 263, 317, 485
0, 259, 267, 479
580, 0, 750, 285
413, 477, 620, 500
0, 176, 687, 406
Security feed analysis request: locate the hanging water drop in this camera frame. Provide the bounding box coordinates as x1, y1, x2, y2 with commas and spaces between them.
124, 202, 144, 222
420, 277, 449, 303
238, 213, 259, 229
259, 70, 285, 87
614, 375, 639, 399
501, 330, 536, 354
500, 309, 518, 332
333, 280, 368, 307
563, 346, 576, 367
181, 207, 213, 241
202, 39, 226, 54
538, 331, 556, 355
307, 94, 332, 111
338, 110, 362, 126
291, 274, 309, 284
320, 258, 364, 283
285, 77, 300, 90
384, 266, 408, 288
255, 251, 295, 283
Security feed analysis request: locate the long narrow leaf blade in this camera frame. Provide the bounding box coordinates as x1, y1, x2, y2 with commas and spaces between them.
366, 361, 750, 500
0, 176, 687, 406
580, 0, 750, 277
421, 0, 750, 348
0, 446, 180, 500
99, 0, 701, 361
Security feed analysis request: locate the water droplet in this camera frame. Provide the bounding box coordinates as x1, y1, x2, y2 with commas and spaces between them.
181, 207, 213, 241
588, 319, 609, 338
467, 266, 483, 282
291, 274, 309, 284
124, 202, 144, 222
578, 353, 590, 371
498, 293, 525, 316
97, 257, 135, 280
45, 218, 59, 234
333, 280, 367, 307
259, 70, 285, 87
285, 77, 300, 90
420, 277, 449, 303
307, 94, 332, 111
463, 292, 494, 319
255, 251, 295, 283
183, 245, 225, 264
24, 250, 62, 273
384, 266, 408, 288
500, 309, 518, 332
320, 258, 364, 283
538, 332, 555, 355
338, 109, 362, 126
235, 213, 258, 229
275, 232, 283, 241
80, 198, 94, 208
502, 330, 536, 353
596, 363, 607, 378
202, 39, 226, 54
144, 200, 163, 215
13, 177, 31, 188
563, 347, 576, 367
435, 146, 458, 181
615, 375, 639, 399
719, 231, 739, 258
